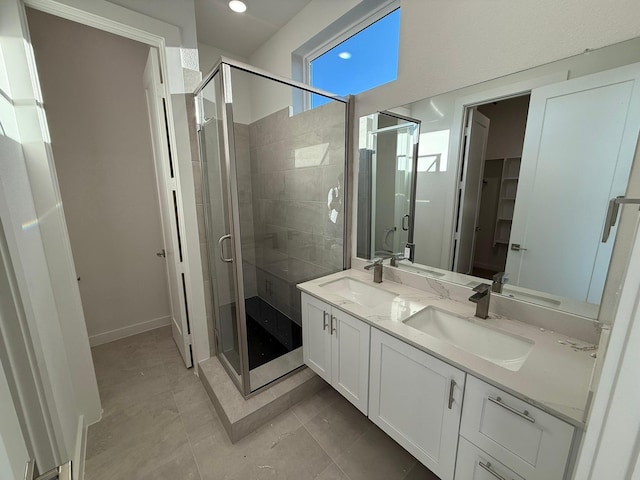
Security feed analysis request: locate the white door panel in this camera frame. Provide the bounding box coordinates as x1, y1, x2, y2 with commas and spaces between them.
143, 49, 192, 367
507, 63, 640, 302
456, 109, 490, 273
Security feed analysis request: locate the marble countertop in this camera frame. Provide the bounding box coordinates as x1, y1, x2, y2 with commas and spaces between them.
298, 269, 597, 427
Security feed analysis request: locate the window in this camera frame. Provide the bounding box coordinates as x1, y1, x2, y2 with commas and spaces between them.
308, 7, 400, 107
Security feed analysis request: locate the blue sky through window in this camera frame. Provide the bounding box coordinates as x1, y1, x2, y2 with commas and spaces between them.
310, 9, 400, 107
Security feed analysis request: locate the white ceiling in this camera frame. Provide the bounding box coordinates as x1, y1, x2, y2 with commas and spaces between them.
195, 0, 313, 58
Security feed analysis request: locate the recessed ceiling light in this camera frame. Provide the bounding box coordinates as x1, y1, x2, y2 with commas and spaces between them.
338, 52, 352, 60
228, 0, 247, 13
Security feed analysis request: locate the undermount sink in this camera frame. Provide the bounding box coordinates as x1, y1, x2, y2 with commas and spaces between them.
320, 277, 398, 308
403, 307, 534, 371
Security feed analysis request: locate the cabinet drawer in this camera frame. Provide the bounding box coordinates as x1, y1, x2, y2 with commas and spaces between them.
460, 376, 575, 480
455, 437, 525, 480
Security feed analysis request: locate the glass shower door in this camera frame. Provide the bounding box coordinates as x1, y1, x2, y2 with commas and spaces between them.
199, 73, 244, 385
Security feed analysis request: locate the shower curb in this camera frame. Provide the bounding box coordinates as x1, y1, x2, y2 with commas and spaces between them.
198, 356, 326, 443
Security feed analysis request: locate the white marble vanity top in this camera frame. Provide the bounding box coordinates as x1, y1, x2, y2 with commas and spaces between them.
298, 269, 597, 427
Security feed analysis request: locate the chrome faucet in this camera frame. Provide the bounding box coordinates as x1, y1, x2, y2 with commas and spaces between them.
492, 272, 508, 293
469, 284, 491, 319
364, 258, 384, 283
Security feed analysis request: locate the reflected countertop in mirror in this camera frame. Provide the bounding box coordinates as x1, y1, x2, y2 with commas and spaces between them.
356, 36, 640, 319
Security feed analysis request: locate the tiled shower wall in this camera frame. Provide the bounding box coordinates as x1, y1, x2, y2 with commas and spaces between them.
247, 102, 347, 324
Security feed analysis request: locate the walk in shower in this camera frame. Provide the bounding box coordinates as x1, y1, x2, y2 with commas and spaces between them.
195, 59, 350, 396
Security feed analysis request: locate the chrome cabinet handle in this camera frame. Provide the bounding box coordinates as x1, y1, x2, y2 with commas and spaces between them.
218, 234, 233, 263
479, 461, 507, 480
331, 315, 337, 336
323, 311, 329, 331
488, 396, 535, 423
448, 379, 456, 409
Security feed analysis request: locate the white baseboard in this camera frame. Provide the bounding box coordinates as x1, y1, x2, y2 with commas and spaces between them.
89, 316, 171, 346
74, 415, 87, 480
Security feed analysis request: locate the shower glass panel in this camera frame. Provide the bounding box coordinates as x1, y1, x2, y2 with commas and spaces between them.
199, 72, 244, 388
197, 60, 349, 395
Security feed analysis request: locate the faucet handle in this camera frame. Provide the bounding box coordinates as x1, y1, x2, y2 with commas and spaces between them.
371, 257, 384, 265
473, 283, 491, 294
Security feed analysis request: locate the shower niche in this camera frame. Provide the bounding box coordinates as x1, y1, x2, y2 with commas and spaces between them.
196, 60, 349, 396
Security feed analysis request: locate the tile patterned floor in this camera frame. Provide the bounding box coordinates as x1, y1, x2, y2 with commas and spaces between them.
85, 326, 439, 480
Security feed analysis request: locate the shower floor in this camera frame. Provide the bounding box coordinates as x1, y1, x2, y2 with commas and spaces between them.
245, 296, 302, 371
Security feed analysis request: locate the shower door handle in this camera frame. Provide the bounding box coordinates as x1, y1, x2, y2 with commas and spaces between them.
218, 234, 233, 263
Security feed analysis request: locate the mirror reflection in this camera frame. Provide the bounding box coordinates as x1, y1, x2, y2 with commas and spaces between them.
357, 37, 640, 318
357, 112, 420, 261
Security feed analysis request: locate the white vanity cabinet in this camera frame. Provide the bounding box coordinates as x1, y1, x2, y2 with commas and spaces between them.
368, 328, 466, 480
301, 293, 370, 414
459, 375, 576, 480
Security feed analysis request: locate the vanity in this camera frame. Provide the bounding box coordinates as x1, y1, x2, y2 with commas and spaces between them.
298, 268, 595, 480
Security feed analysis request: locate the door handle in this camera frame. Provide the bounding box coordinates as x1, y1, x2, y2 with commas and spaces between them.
602, 196, 640, 242
510, 243, 527, 252
402, 214, 410, 231
156, 249, 166, 258
218, 234, 233, 263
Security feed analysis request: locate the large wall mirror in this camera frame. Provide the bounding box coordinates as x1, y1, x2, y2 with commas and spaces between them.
357, 36, 640, 319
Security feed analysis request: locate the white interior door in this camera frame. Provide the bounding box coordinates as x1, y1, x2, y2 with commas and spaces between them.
506, 63, 640, 302
455, 108, 490, 273
143, 49, 192, 367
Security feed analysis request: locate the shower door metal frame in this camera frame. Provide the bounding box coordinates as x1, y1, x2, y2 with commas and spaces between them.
196, 57, 352, 398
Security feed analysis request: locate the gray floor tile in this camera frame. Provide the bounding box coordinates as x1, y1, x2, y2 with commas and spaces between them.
291, 384, 342, 425
335, 425, 418, 480
85, 392, 180, 460
223, 425, 332, 479
316, 463, 350, 480
403, 461, 440, 480
192, 409, 302, 480
303, 394, 371, 460
97, 364, 171, 417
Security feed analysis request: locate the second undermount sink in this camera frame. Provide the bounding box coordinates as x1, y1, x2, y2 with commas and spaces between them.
403, 307, 534, 371
320, 277, 398, 308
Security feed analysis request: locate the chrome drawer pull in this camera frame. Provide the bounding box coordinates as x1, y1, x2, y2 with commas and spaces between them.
331, 315, 337, 336
323, 311, 329, 331
479, 461, 507, 480
488, 396, 535, 423
448, 379, 456, 409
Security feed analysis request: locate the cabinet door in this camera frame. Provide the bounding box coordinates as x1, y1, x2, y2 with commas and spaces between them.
455, 437, 525, 480
301, 293, 331, 383
331, 309, 370, 414
369, 329, 465, 480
